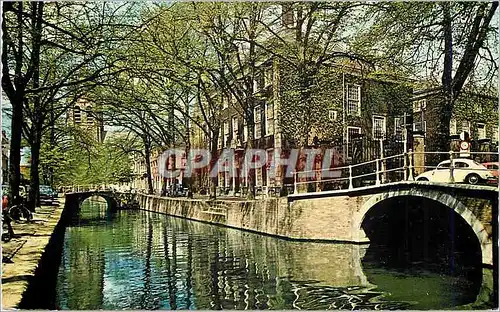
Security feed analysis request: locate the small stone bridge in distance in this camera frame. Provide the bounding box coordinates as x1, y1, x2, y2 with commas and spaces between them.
64, 189, 135, 214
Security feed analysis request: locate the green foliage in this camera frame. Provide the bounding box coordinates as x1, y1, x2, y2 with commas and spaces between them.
41, 128, 133, 187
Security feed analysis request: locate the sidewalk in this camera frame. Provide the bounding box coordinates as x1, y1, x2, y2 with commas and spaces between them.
1, 199, 64, 309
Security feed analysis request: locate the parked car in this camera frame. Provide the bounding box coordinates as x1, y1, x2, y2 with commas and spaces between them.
482, 162, 499, 177
416, 158, 496, 185
39, 185, 58, 204
2, 185, 27, 200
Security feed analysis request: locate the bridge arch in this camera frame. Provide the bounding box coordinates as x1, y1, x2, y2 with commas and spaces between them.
65, 191, 121, 214
353, 188, 492, 265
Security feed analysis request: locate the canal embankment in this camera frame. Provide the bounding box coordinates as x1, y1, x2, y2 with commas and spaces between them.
1, 198, 65, 310
137, 193, 357, 243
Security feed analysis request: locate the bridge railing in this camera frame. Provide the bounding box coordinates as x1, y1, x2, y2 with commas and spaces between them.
290, 150, 499, 194
61, 184, 115, 193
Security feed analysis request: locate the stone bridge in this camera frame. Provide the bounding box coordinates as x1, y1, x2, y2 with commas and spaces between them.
287, 181, 498, 266
137, 181, 497, 267
64, 190, 132, 213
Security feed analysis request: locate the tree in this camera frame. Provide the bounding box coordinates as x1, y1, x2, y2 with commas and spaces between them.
2, 2, 44, 204
4, 2, 140, 209
354, 2, 498, 153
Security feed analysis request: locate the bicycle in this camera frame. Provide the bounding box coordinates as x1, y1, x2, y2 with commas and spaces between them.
8, 197, 33, 223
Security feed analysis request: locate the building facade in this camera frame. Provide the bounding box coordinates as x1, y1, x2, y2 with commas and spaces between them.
411, 88, 498, 158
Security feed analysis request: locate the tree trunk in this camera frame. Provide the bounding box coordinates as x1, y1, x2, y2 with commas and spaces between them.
27, 7, 42, 211
8, 95, 23, 205
28, 131, 41, 212
209, 135, 218, 200
435, 2, 454, 159
144, 136, 154, 195
246, 107, 256, 199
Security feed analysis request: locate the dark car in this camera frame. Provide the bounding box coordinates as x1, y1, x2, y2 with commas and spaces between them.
39, 185, 58, 205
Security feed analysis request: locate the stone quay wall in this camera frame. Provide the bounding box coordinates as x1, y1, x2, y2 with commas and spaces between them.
136, 194, 363, 242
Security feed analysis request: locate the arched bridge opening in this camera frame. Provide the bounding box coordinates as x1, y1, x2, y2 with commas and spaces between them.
357, 193, 494, 308
360, 195, 482, 272
64, 192, 122, 225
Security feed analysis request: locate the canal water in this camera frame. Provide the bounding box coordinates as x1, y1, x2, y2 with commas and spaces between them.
53, 198, 489, 310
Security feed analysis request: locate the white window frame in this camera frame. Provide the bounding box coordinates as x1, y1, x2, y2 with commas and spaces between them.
372, 115, 386, 140
477, 123, 486, 139
346, 126, 361, 143
413, 99, 426, 113
223, 121, 230, 147
243, 122, 248, 142
461, 120, 471, 134
217, 126, 223, 149
394, 117, 403, 134
232, 116, 238, 141
450, 118, 457, 135
254, 106, 261, 139
328, 110, 338, 121
346, 84, 361, 116
413, 121, 427, 132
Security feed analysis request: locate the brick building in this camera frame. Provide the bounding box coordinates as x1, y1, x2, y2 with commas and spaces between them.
186, 60, 414, 195
411, 88, 498, 158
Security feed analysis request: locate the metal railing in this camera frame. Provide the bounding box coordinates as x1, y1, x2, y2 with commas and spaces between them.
61, 185, 114, 193
291, 150, 499, 194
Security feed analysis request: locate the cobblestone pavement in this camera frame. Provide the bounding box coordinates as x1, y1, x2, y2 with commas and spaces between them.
1, 199, 64, 309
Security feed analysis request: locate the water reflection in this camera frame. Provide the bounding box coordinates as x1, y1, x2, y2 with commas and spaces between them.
54, 199, 488, 310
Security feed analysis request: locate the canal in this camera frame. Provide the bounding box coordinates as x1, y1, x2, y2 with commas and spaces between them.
44, 198, 492, 309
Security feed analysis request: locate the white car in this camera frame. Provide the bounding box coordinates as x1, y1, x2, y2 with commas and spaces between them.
416, 158, 495, 185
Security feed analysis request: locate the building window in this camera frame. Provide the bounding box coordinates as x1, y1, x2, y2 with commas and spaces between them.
86, 106, 93, 125
413, 99, 426, 112
450, 118, 457, 135
254, 106, 261, 139
347, 126, 361, 143
232, 116, 238, 143
243, 122, 248, 142
223, 94, 230, 109
394, 117, 404, 141
477, 123, 486, 139
347, 126, 361, 158
328, 110, 338, 121
264, 67, 273, 87
223, 121, 230, 147
73, 106, 81, 124
265, 102, 274, 136
372, 115, 386, 140
254, 71, 265, 92
461, 120, 470, 134
218, 126, 223, 149
87, 112, 94, 125
346, 84, 361, 116
413, 121, 427, 132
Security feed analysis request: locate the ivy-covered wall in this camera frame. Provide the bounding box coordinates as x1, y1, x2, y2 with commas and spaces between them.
277, 63, 413, 147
